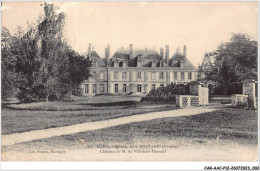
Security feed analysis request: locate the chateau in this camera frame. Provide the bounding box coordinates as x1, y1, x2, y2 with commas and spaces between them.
80, 44, 198, 95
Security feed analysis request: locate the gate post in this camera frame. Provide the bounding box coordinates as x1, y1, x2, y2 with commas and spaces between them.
189, 81, 202, 96
243, 79, 257, 109
190, 81, 209, 106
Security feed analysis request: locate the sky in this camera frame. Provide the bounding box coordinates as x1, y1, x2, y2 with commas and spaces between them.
1, 1, 258, 67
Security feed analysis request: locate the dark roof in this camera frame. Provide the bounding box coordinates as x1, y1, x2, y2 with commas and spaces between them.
128, 57, 137, 67
201, 53, 213, 70
112, 52, 130, 61
183, 59, 196, 69
91, 56, 106, 67
112, 49, 160, 60
143, 61, 152, 67
87, 51, 106, 67
132, 49, 158, 58
144, 54, 162, 60
167, 48, 196, 69
87, 48, 196, 69
91, 51, 100, 58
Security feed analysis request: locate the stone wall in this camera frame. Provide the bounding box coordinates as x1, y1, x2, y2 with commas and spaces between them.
231, 94, 248, 107
176, 82, 209, 108
231, 79, 257, 109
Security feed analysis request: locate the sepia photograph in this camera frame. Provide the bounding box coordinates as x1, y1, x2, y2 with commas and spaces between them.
1, 1, 258, 164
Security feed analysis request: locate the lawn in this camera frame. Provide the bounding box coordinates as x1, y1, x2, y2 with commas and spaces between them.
2, 106, 257, 161
2, 95, 177, 135
19, 107, 257, 147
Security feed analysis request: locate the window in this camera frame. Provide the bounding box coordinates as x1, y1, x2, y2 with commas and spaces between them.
114, 61, 119, 67
92, 72, 96, 80
92, 61, 97, 67
137, 72, 142, 79
188, 72, 192, 80
114, 72, 118, 79
115, 84, 118, 93
151, 72, 156, 80
159, 72, 164, 79
160, 84, 164, 87
100, 72, 104, 80
160, 61, 164, 67
144, 85, 147, 93
123, 84, 127, 93
174, 72, 177, 80
92, 84, 96, 94
181, 72, 184, 80
84, 84, 89, 94
137, 85, 142, 92
152, 84, 156, 90
99, 84, 104, 93
122, 72, 127, 79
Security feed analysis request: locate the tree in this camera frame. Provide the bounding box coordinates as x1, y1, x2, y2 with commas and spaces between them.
1, 27, 18, 99
35, 3, 69, 101
205, 33, 257, 95
3, 3, 90, 102
67, 49, 91, 95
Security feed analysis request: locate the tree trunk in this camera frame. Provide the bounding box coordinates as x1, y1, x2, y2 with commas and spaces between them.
45, 93, 49, 102
224, 83, 229, 95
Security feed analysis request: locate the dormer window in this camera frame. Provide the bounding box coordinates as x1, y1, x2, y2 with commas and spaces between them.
180, 60, 185, 68
151, 61, 156, 68
122, 61, 128, 67
92, 60, 97, 67
114, 60, 119, 67
160, 61, 164, 67
137, 55, 142, 67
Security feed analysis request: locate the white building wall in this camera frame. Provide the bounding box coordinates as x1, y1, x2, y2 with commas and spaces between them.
147, 72, 151, 82
110, 82, 114, 93
110, 71, 114, 81
81, 66, 198, 95
177, 72, 181, 82
184, 72, 188, 82
132, 71, 136, 81
169, 72, 174, 83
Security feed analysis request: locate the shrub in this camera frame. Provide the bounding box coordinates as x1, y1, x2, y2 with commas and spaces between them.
72, 86, 83, 96
141, 83, 190, 104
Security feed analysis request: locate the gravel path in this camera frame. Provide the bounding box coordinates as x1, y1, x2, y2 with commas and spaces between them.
2, 106, 218, 146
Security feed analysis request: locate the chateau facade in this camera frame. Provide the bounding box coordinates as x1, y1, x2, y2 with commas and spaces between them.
80, 44, 198, 95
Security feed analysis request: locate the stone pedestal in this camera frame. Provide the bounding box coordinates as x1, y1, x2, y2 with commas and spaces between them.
190, 81, 209, 105
243, 79, 257, 108
231, 94, 248, 107
189, 81, 202, 96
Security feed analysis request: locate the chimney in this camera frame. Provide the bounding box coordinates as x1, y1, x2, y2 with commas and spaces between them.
105, 44, 110, 58
88, 43, 91, 57
129, 44, 133, 59
160, 48, 164, 58
137, 55, 142, 67
165, 45, 169, 64
183, 45, 187, 59
105, 44, 110, 65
